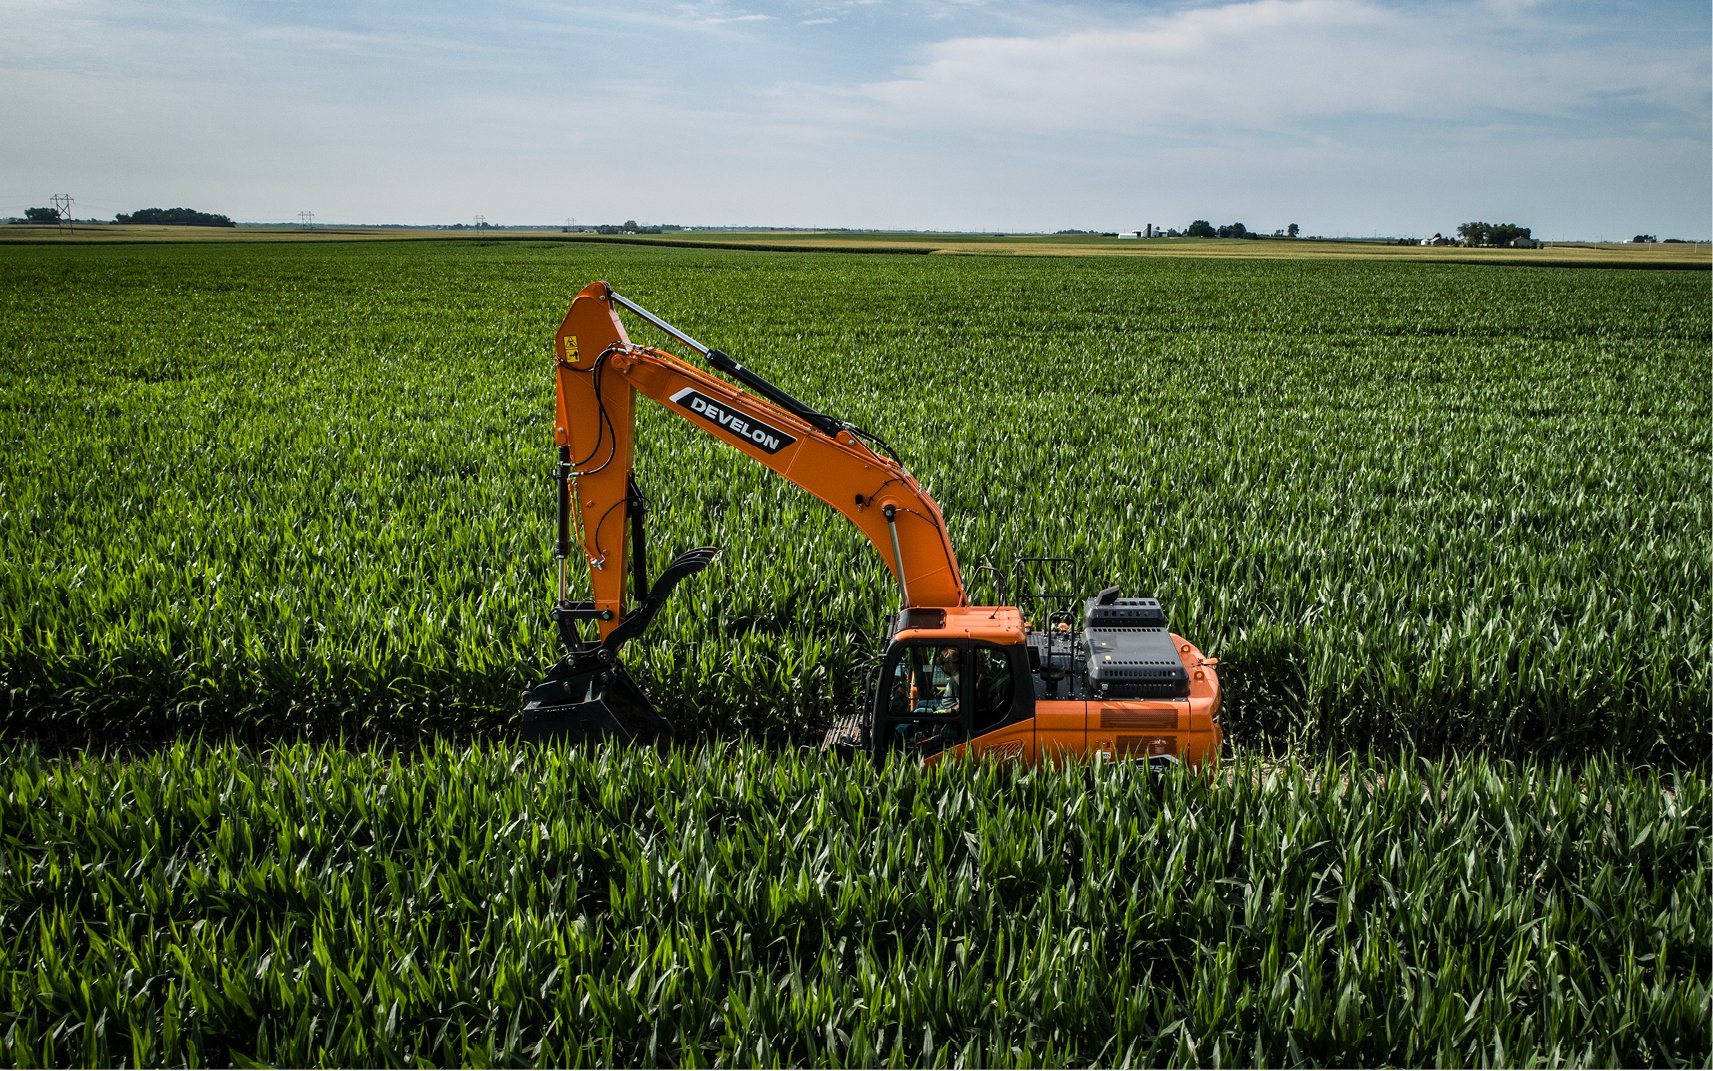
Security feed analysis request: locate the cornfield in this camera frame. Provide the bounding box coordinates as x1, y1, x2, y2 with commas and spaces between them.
2, 742, 1705, 1067
1, 241, 1707, 1066
1, 242, 1706, 759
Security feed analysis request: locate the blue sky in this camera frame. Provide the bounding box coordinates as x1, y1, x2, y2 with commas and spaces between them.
3, 0, 1707, 239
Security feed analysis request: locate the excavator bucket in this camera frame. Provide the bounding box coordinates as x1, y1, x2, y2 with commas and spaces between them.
519, 546, 719, 746
518, 657, 672, 745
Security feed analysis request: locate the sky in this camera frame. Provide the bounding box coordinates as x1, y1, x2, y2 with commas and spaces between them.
2, 0, 1708, 239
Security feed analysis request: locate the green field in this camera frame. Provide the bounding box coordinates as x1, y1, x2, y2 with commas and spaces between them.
2, 240, 1708, 1066
2, 743, 1705, 1067
1, 241, 1706, 758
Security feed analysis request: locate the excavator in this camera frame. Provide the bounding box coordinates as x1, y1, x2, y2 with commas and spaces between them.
519, 282, 1222, 766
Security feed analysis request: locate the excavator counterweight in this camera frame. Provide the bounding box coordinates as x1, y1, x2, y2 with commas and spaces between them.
521, 283, 1222, 766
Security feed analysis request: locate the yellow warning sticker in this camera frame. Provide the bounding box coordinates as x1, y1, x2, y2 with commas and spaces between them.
562, 335, 579, 361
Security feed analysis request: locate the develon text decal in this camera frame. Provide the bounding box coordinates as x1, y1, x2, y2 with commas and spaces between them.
669, 388, 797, 455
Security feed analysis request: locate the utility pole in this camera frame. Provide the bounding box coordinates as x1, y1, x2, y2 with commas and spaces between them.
474, 214, 487, 230
50, 193, 73, 234
298, 210, 315, 229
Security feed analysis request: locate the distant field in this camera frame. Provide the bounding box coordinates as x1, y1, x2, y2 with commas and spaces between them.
0, 223, 436, 244
600, 230, 1713, 266
4, 221, 1708, 266
1, 239, 1705, 760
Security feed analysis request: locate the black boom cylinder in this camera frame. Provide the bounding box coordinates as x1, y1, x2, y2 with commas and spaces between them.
707, 349, 842, 435
555, 444, 572, 563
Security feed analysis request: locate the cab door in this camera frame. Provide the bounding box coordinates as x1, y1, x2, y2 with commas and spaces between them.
874, 641, 968, 759
875, 640, 1039, 762
963, 643, 1035, 762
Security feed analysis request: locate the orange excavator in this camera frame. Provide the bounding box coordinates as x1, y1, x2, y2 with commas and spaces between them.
520, 282, 1221, 766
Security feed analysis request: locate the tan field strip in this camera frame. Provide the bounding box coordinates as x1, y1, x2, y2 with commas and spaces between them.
2, 222, 1706, 266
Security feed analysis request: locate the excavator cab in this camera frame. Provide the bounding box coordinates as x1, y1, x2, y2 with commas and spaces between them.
865, 608, 1038, 761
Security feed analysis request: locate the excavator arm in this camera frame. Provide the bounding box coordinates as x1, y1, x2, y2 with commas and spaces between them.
520, 281, 968, 744
551, 281, 967, 645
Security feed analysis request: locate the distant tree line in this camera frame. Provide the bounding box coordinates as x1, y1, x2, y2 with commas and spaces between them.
586, 219, 684, 235
115, 207, 235, 227
1183, 220, 1299, 239
1455, 221, 1530, 247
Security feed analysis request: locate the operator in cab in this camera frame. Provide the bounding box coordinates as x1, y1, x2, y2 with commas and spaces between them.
884, 644, 968, 755
934, 646, 961, 713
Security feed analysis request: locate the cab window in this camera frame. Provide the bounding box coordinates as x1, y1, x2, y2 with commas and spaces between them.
888, 644, 962, 717
884, 643, 967, 756
970, 645, 1017, 736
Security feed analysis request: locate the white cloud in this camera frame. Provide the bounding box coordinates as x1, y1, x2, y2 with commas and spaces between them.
244, 24, 503, 60
0, 0, 1704, 235
844, 0, 1706, 139
672, 1, 776, 26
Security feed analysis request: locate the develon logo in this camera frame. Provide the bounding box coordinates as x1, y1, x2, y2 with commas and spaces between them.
668, 388, 797, 455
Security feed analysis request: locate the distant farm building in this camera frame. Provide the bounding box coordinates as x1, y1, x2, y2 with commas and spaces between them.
1510, 237, 1539, 248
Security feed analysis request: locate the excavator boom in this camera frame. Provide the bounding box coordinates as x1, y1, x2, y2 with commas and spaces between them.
521, 282, 968, 744
553, 281, 966, 639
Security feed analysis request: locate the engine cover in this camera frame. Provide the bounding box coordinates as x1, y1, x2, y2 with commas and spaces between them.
1083, 595, 1189, 698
